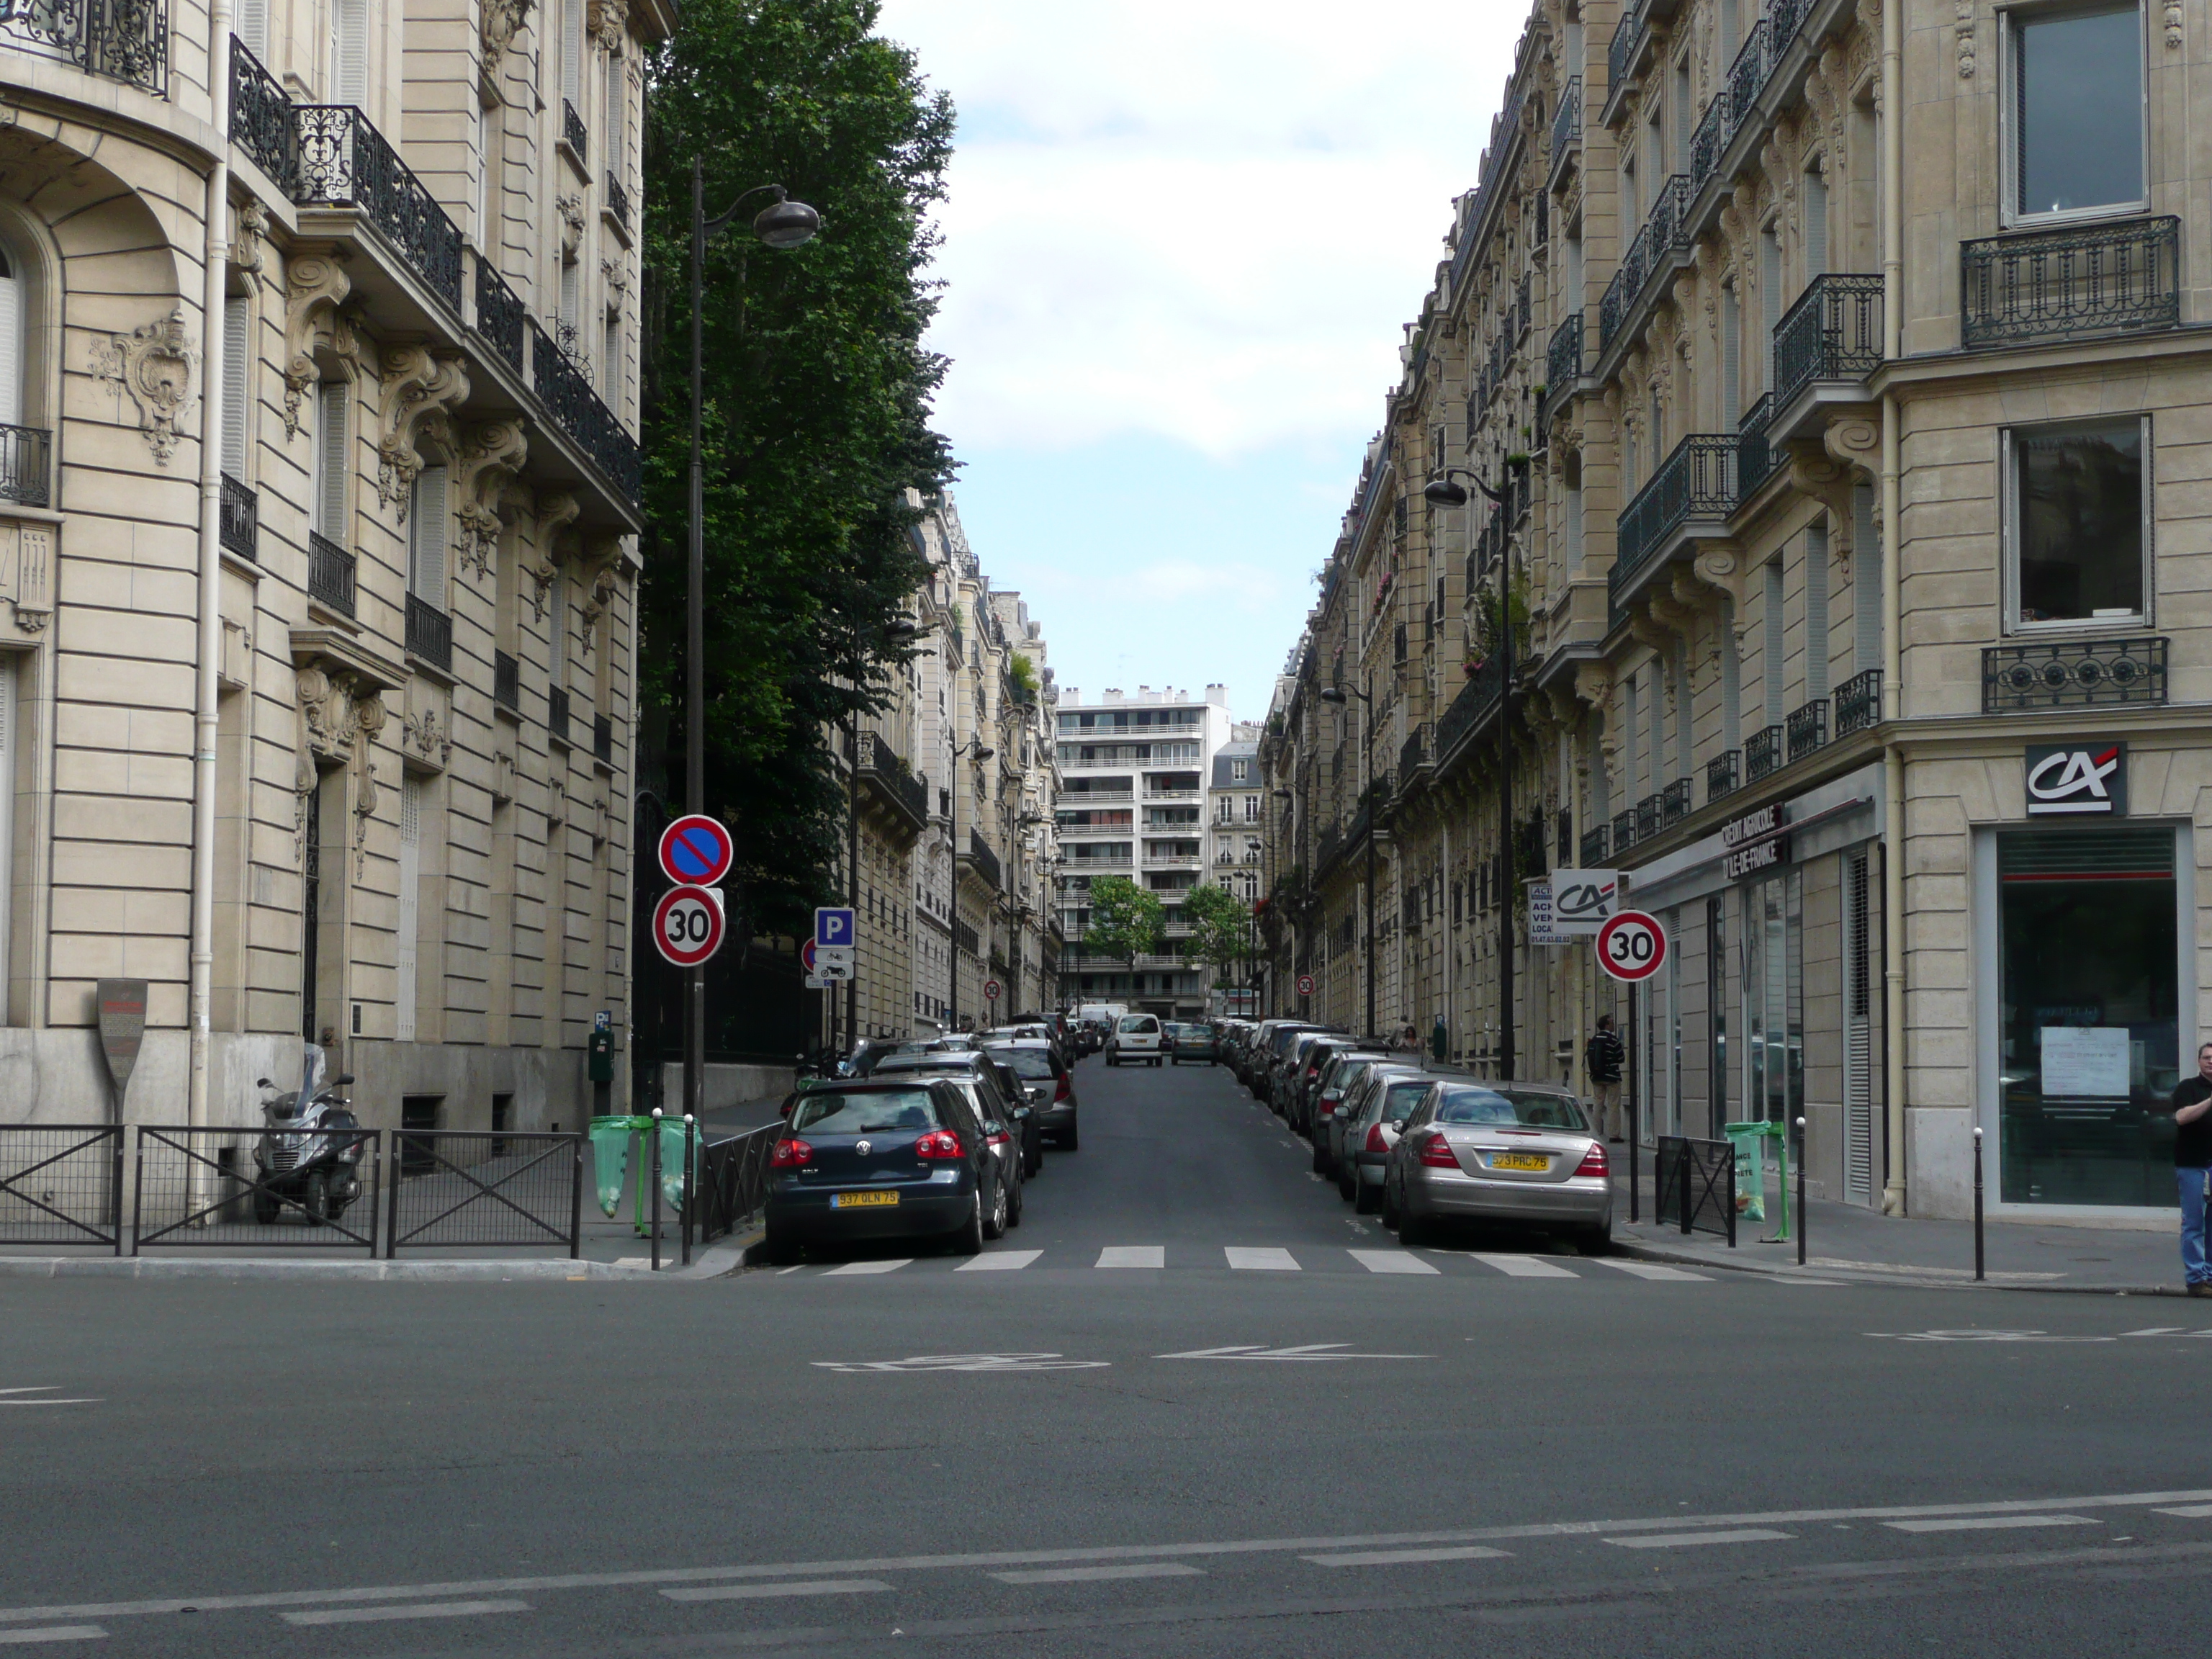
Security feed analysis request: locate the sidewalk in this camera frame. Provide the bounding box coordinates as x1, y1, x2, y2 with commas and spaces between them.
1607, 1171, 2188, 1295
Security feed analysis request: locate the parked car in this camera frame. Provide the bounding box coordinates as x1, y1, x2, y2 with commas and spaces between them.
1285, 1035, 1361, 1134
871, 1053, 1040, 1184
1252, 1021, 1326, 1101
1305, 1048, 1390, 1171
1381, 1080, 1611, 1249
763, 1080, 1012, 1264
1272, 1030, 1341, 1120
1334, 1065, 1437, 1211
1106, 1012, 1164, 1066
982, 1039, 1077, 1156
1165, 1022, 1218, 1064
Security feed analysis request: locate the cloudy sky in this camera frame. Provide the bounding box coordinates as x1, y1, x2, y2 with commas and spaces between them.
871, 1, 1515, 724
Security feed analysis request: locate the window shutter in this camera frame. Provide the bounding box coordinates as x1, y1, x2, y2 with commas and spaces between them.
0, 260, 19, 430
1805, 521, 1830, 699
1760, 227, 1782, 389
220, 297, 251, 478
1763, 558, 1786, 727
1853, 482, 1881, 675
316, 382, 348, 540
333, 0, 367, 105
1805, 168, 1829, 278
396, 780, 422, 1043
410, 464, 448, 607
559, 258, 580, 333
561, 0, 583, 105
238, 0, 266, 54
1720, 596, 1742, 751
604, 54, 625, 173
548, 572, 567, 691
1720, 284, 1741, 428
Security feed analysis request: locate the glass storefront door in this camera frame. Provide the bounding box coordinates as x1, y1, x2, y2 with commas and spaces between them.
1740, 869, 1803, 1128
1997, 827, 2180, 1205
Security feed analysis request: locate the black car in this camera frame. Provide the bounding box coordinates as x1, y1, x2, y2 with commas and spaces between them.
984, 1040, 1078, 1151
871, 1053, 1043, 1180
763, 1080, 1011, 1264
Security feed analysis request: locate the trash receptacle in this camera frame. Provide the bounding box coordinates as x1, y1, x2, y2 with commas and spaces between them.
589, 1115, 641, 1218
656, 1114, 692, 1214
1723, 1119, 1791, 1239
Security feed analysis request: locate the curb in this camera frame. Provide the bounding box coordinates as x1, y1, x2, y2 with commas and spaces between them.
1609, 1233, 2186, 1296
0, 1237, 760, 1283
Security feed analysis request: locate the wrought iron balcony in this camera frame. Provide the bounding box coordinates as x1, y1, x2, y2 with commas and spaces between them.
1725, 19, 1769, 145
1982, 636, 2167, 713
294, 105, 464, 309
547, 685, 571, 745
1706, 749, 1740, 806
858, 733, 930, 832
1610, 432, 1739, 611
1549, 76, 1581, 175
603, 171, 631, 233
219, 472, 257, 562
1735, 394, 1779, 500
307, 530, 355, 617
1688, 91, 1725, 199
1744, 723, 1783, 783
1611, 808, 1637, 854
7, 0, 166, 91
1398, 722, 1429, 778
1579, 825, 1609, 867
1544, 313, 1582, 413
1833, 667, 1882, 735
405, 594, 453, 673
475, 261, 526, 374
1607, 0, 1649, 94
1633, 795, 1660, 845
229, 40, 293, 184
1660, 777, 1692, 827
493, 649, 520, 712
1599, 174, 1689, 350
1786, 697, 1827, 763
1435, 651, 1507, 765
562, 99, 588, 165
593, 714, 613, 764
528, 320, 641, 505
1961, 217, 2180, 351
964, 830, 1003, 892
1774, 274, 1884, 413
0, 423, 53, 508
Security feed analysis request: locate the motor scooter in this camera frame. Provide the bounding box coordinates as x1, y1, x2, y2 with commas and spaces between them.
251, 1059, 368, 1226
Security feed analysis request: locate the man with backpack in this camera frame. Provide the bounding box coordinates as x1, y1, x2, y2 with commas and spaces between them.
1586, 1013, 1626, 1142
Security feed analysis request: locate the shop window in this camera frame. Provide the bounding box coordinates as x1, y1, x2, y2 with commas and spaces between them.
2007, 418, 2147, 628
2006, 2, 2145, 223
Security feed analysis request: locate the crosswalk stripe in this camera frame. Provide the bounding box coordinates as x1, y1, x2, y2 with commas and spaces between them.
1596, 1259, 1711, 1282
1096, 1246, 1164, 1269
822, 1259, 911, 1276
1606, 1529, 1793, 1550
282, 1600, 530, 1626
956, 1251, 1041, 1272
1349, 1249, 1439, 1275
1303, 1545, 1509, 1566
662, 1580, 892, 1602
1470, 1253, 1578, 1278
1225, 1247, 1300, 1271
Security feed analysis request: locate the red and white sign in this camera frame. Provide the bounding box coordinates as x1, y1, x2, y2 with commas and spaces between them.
1295, 973, 1316, 998
657, 814, 734, 888
984, 979, 1002, 1003
653, 884, 726, 968
1596, 909, 1668, 983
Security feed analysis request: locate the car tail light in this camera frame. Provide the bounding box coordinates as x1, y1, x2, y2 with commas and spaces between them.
771, 1136, 812, 1168
1416, 1133, 1458, 1169
1364, 1124, 1388, 1154
986, 1130, 1010, 1148
1574, 1142, 1609, 1178
1053, 1074, 1071, 1103
915, 1129, 963, 1160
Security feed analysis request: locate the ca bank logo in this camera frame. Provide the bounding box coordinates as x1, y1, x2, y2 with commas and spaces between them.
1552, 874, 1619, 922
2026, 743, 2126, 817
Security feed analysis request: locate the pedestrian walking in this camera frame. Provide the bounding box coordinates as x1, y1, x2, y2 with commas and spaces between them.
2174, 1042, 2212, 1295
1586, 1014, 1626, 1142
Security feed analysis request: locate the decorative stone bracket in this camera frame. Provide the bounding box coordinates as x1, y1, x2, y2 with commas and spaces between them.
92, 309, 200, 466
281, 253, 355, 438
454, 421, 528, 579
292, 628, 406, 876
377, 346, 472, 515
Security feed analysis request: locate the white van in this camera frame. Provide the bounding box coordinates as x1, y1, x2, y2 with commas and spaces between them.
1077, 1002, 1128, 1028
1107, 1012, 1164, 1067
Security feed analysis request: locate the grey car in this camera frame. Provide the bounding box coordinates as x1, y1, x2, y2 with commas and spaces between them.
1334, 1066, 1436, 1212
982, 1040, 1076, 1158
1306, 1050, 1390, 1173
1381, 1079, 1611, 1249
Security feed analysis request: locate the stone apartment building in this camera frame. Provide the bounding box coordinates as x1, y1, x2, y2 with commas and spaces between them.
2, 0, 651, 1128
1263, 0, 2212, 1223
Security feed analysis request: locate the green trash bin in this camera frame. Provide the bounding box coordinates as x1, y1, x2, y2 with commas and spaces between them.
657, 1114, 693, 1214
589, 1115, 644, 1218
1723, 1119, 1792, 1240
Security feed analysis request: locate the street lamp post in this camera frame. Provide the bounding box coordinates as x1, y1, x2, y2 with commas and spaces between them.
1267, 786, 1292, 1018
1318, 680, 1375, 1038
683, 161, 817, 1117
946, 734, 994, 1033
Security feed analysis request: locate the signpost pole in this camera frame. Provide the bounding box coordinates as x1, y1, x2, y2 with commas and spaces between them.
1627, 980, 1640, 1224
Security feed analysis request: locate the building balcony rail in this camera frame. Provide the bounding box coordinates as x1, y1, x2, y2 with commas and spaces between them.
1611, 807, 1637, 854
0, 422, 50, 510
1145, 787, 1201, 801
1609, 432, 1738, 612
1436, 650, 1508, 765
1146, 852, 1202, 867
1982, 635, 2167, 713
603, 171, 631, 233
1544, 313, 1583, 414
1633, 794, 1660, 845
963, 830, 1003, 891
1744, 722, 1783, 784
1786, 696, 1828, 763
294, 104, 464, 310
1833, 667, 1882, 735
307, 529, 355, 617
856, 733, 929, 830
475, 260, 526, 374
528, 319, 642, 505
594, 714, 613, 764
1961, 216, 2180, 351
405, 593, 452, 672
1550, 76, 1581, 175
1399, 721, 1430, 778
1579, 824, 1609, 867
1706, 748, 1740, 805
1064, 853, 1133, 868
1688, 87, 1726, 199
229, 40, 295, 184
1773, 273, 1884, 414
7, 0, 166, 91
1599, 174, 1689, 350
1660, 777, 1692, 827
548, 685, 571, 745
1735, 394, 1779, 500
1725, 19, 1770, 147
562, 99, 588, 166
1608, 0, 1650, 94
219, 472, 256, 561
493, 649, 520, 712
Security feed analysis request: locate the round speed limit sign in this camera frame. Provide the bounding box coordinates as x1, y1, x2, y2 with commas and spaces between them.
1595, 909, 1667, 983
652, 884, 725, 968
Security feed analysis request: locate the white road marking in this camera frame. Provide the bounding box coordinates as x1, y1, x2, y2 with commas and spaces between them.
2122, 1328, 2189, 1337
1469, 1254, 1578, 1279
821, 1259, 910, 1276
0, 1388, 99, 1408
662, 1580, 890, 1603
1154, 1344, 1430, 1362
1596, 1260, 1712, 1282
1225, 1247, 1300, 1271
282, 1599, 529, 1626
0, 1630, 104, 1646
2154, 1505, 2212, 1518
1302, 1547, 1510, 1567
991, 1564, 1203, 1585
1349, 1250, 1438, 1275
1096, 1246, 1164, 1269
956, 1251, 1041, 1272
1606, 1529, 1795, 1550
813, 1353, 1109, 1374
1884, 1515, 2095, 1534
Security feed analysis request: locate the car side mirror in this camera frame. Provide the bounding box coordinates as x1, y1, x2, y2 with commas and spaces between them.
1012, 1106, 1032, 1121
330, 1074, 355, 1086
256, 1077, 272, 1089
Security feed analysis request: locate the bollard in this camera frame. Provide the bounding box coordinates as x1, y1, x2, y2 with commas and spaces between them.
681, 1113, 696, 1267
1795, 1116, 1807, 1268
650, 1107, 663, 1273
1973, 1125, 1984, 1282
1679, 1146, 1694, 1236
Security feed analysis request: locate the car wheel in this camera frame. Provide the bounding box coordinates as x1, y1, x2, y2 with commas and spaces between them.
1059, 1125, 1080, 1151
950, 1190, 986, 1256
1310, 1138, 1328, 1175
1379, 1176, 1402, 1231
1338, 1166, 1357, 1202
764, 1228, 801, 1267
1007, 1179, 1025, 1228
1354, 1179, 1382, 1215
983, 1177, 1010, 1241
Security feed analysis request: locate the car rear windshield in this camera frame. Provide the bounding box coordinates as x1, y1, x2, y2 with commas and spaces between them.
1330, 1059, 1377, 1095
991, 1048, 1058, 1080
789, 1089, 942, 1133
1432, 1087, 1588, 1130
1118, 1016, 1159, 1033
1381, 1079, 1431, 1120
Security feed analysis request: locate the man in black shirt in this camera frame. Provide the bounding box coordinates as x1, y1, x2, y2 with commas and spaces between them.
1587, 1015, 1626, 1143
2174, 1043, 2212, 1296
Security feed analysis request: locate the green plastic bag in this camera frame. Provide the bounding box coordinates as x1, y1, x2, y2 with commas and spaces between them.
589, 1117, 634, 1218
657, 1116, 692, 1213
1727, 1126, 1767, 1223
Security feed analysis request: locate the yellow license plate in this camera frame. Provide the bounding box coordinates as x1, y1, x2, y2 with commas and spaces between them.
831, 1190, 899, 1208
1488, 1152, 1550, 1172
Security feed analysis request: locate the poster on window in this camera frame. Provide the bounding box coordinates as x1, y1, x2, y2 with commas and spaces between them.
2039, 1026, 2131, 1097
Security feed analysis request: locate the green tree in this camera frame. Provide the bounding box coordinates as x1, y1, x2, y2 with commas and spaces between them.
638, 0, 953, 932
1181, 881, 1252, 986
1082, 876, 1165, 968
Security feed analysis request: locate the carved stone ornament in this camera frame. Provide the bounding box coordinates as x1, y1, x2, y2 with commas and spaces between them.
557, 194, 585, 258
92, 309, 200, 465
493, 750, 516, 804
376, 346, 471, 513
405, 706, 453, 770
281, 253, 354, 436
12, 523, 52, 633
598, 254, 629, 302
547, 774, 567, 830
593, 797, 611, 845
2167, 0, 2182, 48
481, 0, 534, 80
231, 198, 269, 279
454, 421, 528, 578
294, 666, 387, 871
1956, 0, 1976, 76
586, 0, 626, 50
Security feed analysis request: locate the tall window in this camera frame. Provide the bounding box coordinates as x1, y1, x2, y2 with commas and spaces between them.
560, 0, 584, 109
238, 0, 266, 54
1720, 282, 1742, 427
1804, 163, 1829, 279
1804, 521, 1830, 701
220, 296, 250, 480
1759, 225, 1782, 390
0, 656, 13, 1014
314, 380, 349, 541
2007, 418, 2148, 627
396, 778, 422, 1042
332, 0, 367, 104
604, 53, 626, 176
409, 464, 448, 610
1853, 481, 1881, 675
2008, 2, 2146, 222
0, 242, 22, 428
1762, 557, 1786, 727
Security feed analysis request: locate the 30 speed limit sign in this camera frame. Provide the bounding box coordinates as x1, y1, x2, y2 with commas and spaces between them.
652, 884, 726, 968
1595, 909, 1668, 982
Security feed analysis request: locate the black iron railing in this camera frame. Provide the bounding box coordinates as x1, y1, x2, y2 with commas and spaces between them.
1655, 1136, 1736, 1244
1437, 652, 1507, 763
603, 171, 631, 232
1550, 76, 1581, 166
493, 649, 520, 711
307, 530, 355, 616
860, 735, 930, 829
1725, 19, 1769, 143
1600, 174, 1689, 349
697, 1125, 780, 1246
1786, 697, 1827, 763
1611, 433, 1738, 606
1608, 0, 1647, 91
295, 105, 464, 308
562, 99, 588, 163
475, 260, 526, 373
1773, 273, 1884, 410
1834, 667, 1882, 734
228, 39, 294, 183
1706, 748, 1740, 805
1961, 217, 2180, 350
1736, 393, 1779, 500
220, 472, 257, 561
1611, 808, 1637, 854
548, 685, 571, 744
1545, 313, 1583, 410
0, 1125, 125, 1249
1660, 777, 1692, 827
385, 1132, 582, 1256
0, 423, 53, 508
528, 320, 642, 505
6, 0, 166, 91
965, 830, 1003, 891
1688, 90, 1725, 199
1579, 825, 1609, 867
405, 594, 452, 672
1745, 723, 1783, 783
1399, 722, 1429, 778
1982, 636, 2168, 712
1633, 794, 1660, 845
593, 714, 613, 763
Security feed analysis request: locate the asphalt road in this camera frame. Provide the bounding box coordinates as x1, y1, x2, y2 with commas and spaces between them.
7, 1054, 2212, 1656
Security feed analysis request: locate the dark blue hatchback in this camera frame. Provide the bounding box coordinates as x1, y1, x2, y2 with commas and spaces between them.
763, 1081, 1003, 1265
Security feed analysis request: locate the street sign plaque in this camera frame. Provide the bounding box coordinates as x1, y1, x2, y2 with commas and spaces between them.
814, 907, 856, 948
983, 979, 1002, 1003
658, 815, 734, 887
1596, 910, 1668, 983
1548, 870, 1620, 936
653, 884, 726, 968
1295, 973, 1316, 998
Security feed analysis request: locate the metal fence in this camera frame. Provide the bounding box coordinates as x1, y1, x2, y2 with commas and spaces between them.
0, 1125, 125, 1250
1655, 1135, 1736, 1245
696, 1124, 781, 1246
134, 1125, 382, 1254
385, 1131, 583, 1256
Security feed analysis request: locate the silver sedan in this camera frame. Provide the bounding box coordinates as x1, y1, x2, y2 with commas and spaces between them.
1381, 1080, 1611, 1249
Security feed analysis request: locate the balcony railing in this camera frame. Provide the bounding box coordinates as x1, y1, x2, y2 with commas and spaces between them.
529, 320, 642, 505
1545, 313, 1583, 410
593, 714, 613, 764
1735, 393, 1779, 500
1611, 433, 1739, 603
1579, 825, 1609, 867
1774, 274, 1884, 411
1961, 217, 2180, 350
858, 734, 930, 830
1599, 174, 1689, 349
1633, 795, 1660, 845
603, 171, 631, 233
1833, 667, 1882, 735
1399, 722, 1430, 778
307, 530, 355, 617
1706, 749, 1740, 805
493, 649, 520, 711
1608, 0, 1648, 93
1688, 89, 1726, 199
548, 685, 572, 745
1660, 777, 1692, 827
1786, 697, 1828, 763
1744, 723, 1783, 784
1725, 19, 1769, 145
964, 830, 1003, 891
6, 0, 166, 91
475, 261, 526, 374
562, 99, 588, 164
1611, 808, 1637, 854
229, 40, 295, 185
1982, 636, 2168, 713
405, 594, 453, 672
1437, 651, 1508, 763
1550, 76, 1581, 170
0, 423, 53, 508
294, 105, 464, 309
219, 472, 257, 561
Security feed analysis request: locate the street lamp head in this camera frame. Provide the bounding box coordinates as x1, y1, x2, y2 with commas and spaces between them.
1422, 475, 1470, 508
976, 746, 996, 761
752, 189, 821, 250
1318, 687, 1346, 706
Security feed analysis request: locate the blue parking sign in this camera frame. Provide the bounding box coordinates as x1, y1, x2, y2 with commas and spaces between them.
814, 907, 855, 948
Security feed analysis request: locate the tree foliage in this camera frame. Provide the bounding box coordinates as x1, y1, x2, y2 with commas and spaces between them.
1082, 876, 1165, 967
638, 0, 953, 933
1181, 881, 1254, 985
